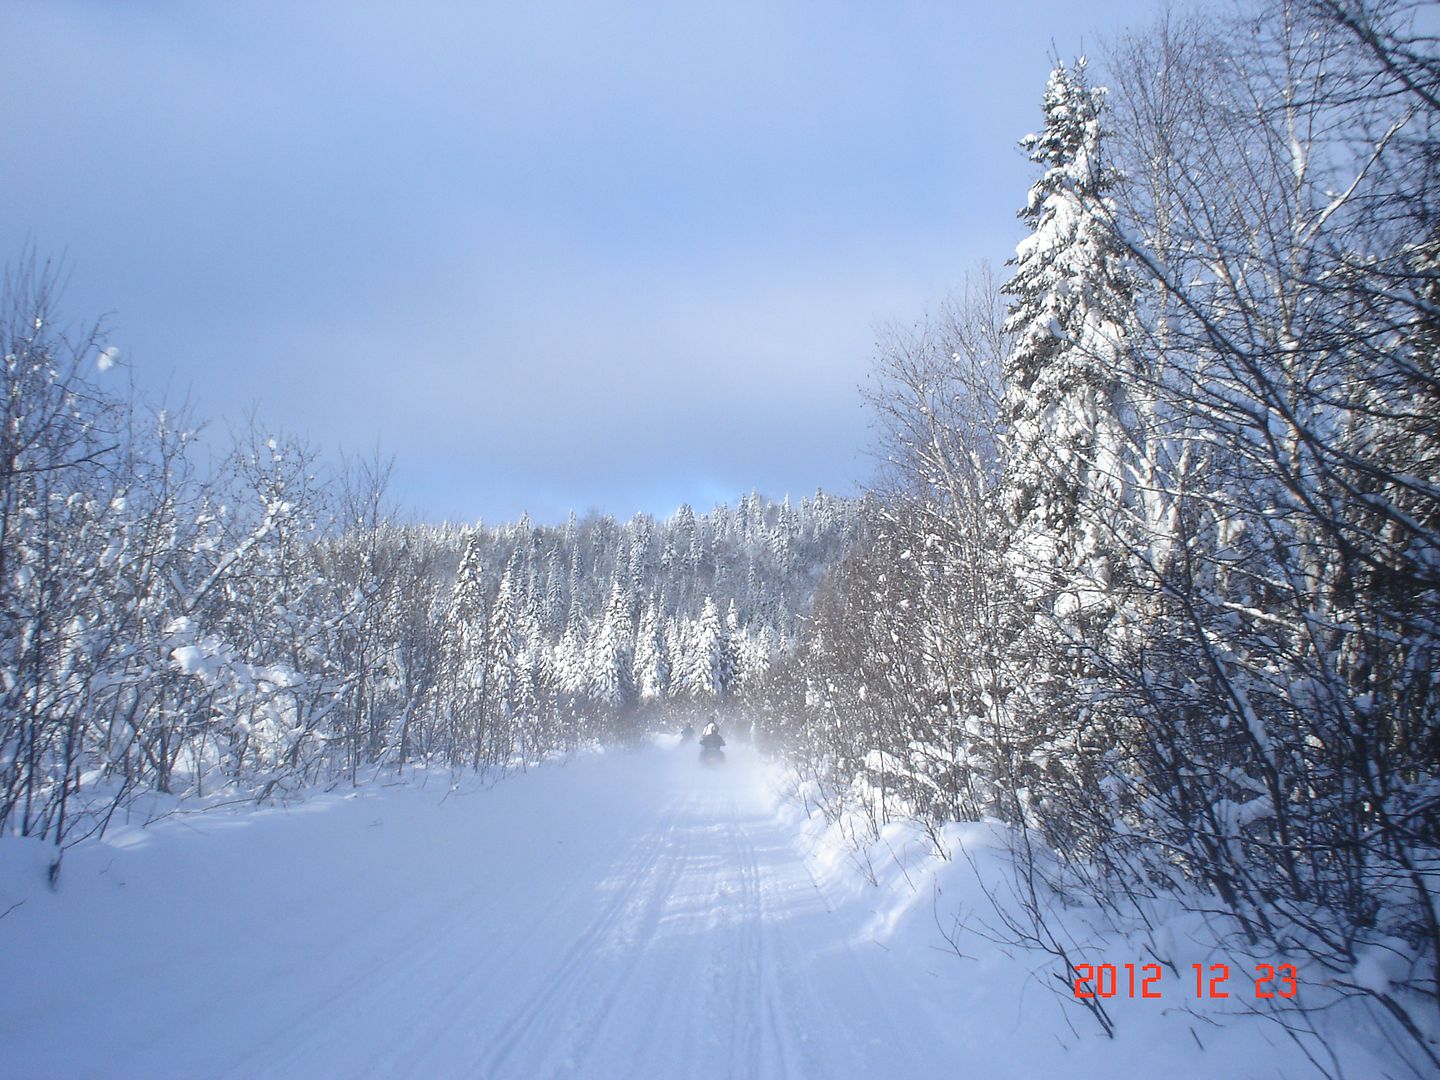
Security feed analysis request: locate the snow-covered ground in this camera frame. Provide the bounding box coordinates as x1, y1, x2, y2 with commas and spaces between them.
0, 739, 1407, 1079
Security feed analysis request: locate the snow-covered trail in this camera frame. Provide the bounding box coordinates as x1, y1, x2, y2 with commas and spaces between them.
221, 747, 935, 1080
0, 743, 964, 1080
2, 739, 1403, 1079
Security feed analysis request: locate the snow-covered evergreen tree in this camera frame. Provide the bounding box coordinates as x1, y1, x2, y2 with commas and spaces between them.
553, 608, 588, 704
632, 599, 670, 704
723, 600, 741, 690
484, 559, 523, 756
542, 545, 565, 633
678, 596, 732, 702
585, 575, 633, 710
1000, 57, 1142, 629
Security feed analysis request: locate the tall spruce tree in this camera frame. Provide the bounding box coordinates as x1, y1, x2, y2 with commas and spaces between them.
680, 596, 732, 703
632, 599, 670, 705
585, 574, 633, 710
997, 57, 1145, 830
1001, 58, 1141, 625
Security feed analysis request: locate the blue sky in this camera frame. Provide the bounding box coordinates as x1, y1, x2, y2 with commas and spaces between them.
1, 0, 1158, 525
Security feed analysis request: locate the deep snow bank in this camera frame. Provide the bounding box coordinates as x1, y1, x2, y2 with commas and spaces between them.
769, 768, 1426, 1080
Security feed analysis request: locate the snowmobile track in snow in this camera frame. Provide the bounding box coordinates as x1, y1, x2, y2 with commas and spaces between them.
203, 748, 939, 1080
0, 740, 1410, 1080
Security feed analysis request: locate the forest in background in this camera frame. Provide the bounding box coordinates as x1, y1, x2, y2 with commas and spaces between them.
0, 309, 858, 856
2, 0, 1436, 1071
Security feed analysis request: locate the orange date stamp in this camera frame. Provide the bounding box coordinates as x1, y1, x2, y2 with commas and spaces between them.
1072, 962, 1298, 1001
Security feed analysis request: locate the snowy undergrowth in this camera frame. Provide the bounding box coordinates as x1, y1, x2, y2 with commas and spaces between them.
762, 765, 1424, 1079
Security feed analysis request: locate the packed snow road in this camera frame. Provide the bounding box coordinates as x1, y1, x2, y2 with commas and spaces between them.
0, 742, 964, 1079
2, 739, 1400, 1079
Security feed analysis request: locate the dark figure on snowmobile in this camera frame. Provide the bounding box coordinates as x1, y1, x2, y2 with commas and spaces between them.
699, 720, 726, 766
679, 723, 695, 742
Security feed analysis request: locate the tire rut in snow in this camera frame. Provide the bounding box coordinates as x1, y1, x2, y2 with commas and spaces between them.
211, 867, 531, 1080
722, 801, 766, 1079
477, 807, 687, 1078
209, 754, 937, 1080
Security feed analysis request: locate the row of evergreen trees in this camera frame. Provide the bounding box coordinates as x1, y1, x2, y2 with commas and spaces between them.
753, 1, 1438, 1066
397, 490, 854, 766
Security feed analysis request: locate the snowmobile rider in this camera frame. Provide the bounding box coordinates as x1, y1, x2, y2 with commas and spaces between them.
700, 721, 725, 750
680, 723, 695, 742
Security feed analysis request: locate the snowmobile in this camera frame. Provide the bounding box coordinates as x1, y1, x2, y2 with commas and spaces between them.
699, 723, 725, 766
